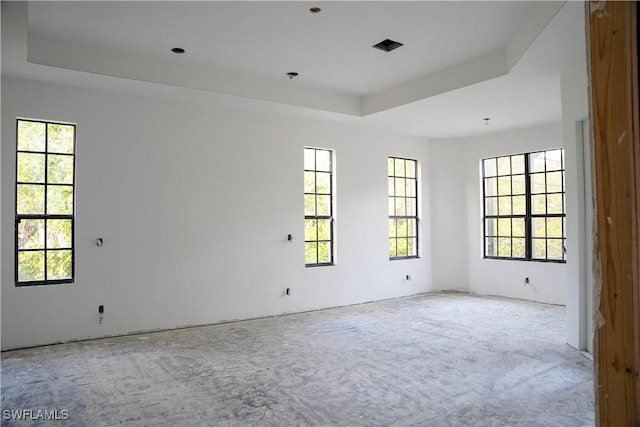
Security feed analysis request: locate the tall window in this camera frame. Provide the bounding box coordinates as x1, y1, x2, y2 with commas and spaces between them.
15, 119, 76, 285
483, 148, 565, 262
388, 157, 418, 259
304, 148, 333, 266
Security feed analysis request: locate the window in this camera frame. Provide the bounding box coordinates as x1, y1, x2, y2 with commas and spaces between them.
15, 119, 76, 285
304, 148, 333, 266
388, 157, 418, 259
483, 149, 565, 262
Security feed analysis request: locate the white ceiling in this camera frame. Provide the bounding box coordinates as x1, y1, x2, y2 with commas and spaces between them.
1, 1, 587, 139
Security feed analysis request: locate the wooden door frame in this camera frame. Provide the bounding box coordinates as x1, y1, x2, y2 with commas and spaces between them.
588, 1, 640, 425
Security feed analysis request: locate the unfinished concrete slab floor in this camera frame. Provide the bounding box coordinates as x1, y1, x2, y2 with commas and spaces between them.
1, 294, 594, 426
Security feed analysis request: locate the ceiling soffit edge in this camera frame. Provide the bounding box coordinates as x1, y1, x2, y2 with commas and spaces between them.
20, 1, 565, 117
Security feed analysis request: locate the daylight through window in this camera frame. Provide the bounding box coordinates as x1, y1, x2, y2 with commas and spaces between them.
304, 148, 334, 266
15, 119, 76, 285
483, 149, 565, 262
388, 157, 418, 259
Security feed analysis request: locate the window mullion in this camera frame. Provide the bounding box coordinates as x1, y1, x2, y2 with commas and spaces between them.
304, 147, 333, 266
524, 153, 532, 260
387, 157, 418, 260
15, 119, 75, 286
43, 123, 48, 281
482, 149, 564, 263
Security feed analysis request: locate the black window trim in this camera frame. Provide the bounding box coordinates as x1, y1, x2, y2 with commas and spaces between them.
482, 148, 566, 263
388, 156, 419, 260
304, 147, 334, 267
15, 118, 76, 286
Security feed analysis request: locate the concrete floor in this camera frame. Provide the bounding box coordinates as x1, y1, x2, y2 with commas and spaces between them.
1, 293, 594, 426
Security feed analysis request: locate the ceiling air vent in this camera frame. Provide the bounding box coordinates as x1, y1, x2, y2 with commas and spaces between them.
372, 39, 403, 52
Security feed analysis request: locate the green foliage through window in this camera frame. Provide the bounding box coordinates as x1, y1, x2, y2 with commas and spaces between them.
304, 148, 333, 266
389, 157, 418, 259
483, 149, 565, 262
16, 119, 75, 285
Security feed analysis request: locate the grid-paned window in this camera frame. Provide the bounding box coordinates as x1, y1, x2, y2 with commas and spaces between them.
15, 119, 76, 285
483, 148, 565, 262
304, 148, 333, 266
388, 157, 418, 259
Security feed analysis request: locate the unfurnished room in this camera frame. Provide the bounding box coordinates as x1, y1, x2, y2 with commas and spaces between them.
1, 1, 639, 426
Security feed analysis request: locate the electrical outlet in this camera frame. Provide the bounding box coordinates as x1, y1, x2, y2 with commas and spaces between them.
406, 275, 411, 281
524, 277, 530, 285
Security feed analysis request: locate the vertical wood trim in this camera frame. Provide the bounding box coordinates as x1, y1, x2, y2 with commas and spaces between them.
588, 1, 640, 426
634, 4, 640, 422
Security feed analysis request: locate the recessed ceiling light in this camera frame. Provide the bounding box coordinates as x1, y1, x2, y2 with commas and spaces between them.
310, 7, 321, 13
287, 72, 299, 79
372, 39, 404, 52
171, 47, 185, 54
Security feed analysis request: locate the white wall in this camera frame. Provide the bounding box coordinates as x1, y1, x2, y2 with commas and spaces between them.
430, 122, 567, 305
427, 141, 468, 291
464, 123, 567, 305
1, 76, 432, 350
560, 61, 590, 351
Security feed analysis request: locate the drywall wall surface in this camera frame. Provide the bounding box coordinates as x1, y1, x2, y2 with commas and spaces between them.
427, 140, 469, 291
1, 76, 431, 350
462, 122, 567, 305
468, 257, 566, 304
560, 60, 590, 350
